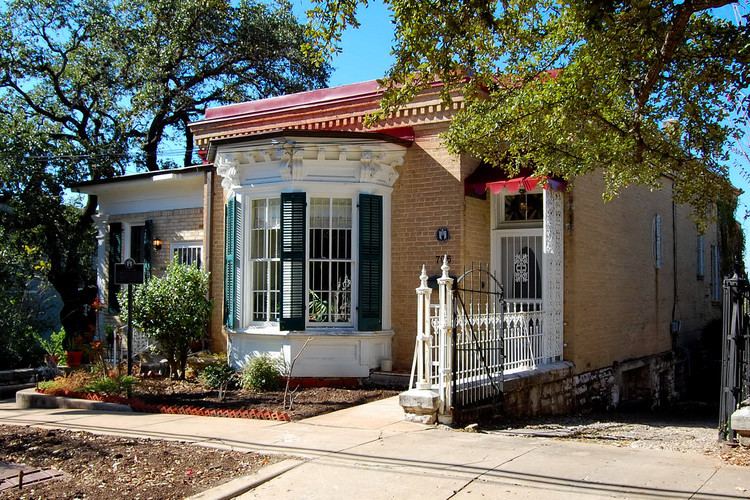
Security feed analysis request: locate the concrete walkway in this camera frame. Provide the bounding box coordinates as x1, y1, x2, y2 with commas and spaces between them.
1, 396, 749, 499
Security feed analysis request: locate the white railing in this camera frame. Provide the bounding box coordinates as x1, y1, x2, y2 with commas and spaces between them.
111, 326, 153, 364
410, 261, 453, 415
504, 307, 544, 373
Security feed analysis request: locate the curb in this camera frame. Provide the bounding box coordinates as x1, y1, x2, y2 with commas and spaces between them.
16, 388, 132, 413
186, 459, 303, 500
27, 388, 292, 421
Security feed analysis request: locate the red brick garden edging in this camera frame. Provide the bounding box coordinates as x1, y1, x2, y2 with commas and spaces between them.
35, 388, 291, 421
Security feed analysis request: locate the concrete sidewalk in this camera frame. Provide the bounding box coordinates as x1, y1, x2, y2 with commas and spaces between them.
1, 396, 749, 499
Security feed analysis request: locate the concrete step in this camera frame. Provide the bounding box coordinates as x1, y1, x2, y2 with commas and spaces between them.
0, 384, 35, 400
368, 371, 409, 389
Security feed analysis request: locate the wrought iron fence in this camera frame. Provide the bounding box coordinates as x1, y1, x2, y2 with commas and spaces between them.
719, 274, 750, 441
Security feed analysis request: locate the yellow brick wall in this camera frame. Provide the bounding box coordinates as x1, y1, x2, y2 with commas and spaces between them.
198, 134, 722, 377
106, 207, 203, 278
390, 122, 467, 370
463, 156, 491, 269
563, 173, 721, 373
207, 171, 228, 353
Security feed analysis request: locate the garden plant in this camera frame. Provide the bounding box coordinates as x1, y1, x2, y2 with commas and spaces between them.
120, 261, 211, 380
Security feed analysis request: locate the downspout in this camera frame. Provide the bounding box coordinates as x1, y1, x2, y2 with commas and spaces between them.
204, 168, 213, 351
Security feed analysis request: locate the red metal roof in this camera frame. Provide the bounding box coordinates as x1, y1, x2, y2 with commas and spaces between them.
204, 80, 383, 121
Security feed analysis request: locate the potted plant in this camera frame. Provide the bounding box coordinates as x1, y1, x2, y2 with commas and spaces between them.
36, 327, 67, 369
64, 331, 84, 368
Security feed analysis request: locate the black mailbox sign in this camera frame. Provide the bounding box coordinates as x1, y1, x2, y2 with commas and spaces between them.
114, 258, 144, 285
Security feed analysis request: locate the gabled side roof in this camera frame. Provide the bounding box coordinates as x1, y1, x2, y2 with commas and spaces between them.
69, 164, 211, 190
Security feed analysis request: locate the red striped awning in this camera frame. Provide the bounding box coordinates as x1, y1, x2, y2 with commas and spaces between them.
486, 176, 541, 195
465, 163, 567, 198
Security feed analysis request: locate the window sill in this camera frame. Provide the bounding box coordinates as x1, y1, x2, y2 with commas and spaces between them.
229, 325, 393, 337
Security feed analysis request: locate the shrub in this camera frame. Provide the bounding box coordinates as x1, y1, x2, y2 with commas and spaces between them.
120, 260, 211, 379
84, 375, 138, 396
240, 355, 282, 391
38, 371, 137, 398
200, 362, 236, 389
37, 371, 92, 394
200, 362, 236, 400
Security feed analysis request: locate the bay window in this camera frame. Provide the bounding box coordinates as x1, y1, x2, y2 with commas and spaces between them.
226, 191, 382, 332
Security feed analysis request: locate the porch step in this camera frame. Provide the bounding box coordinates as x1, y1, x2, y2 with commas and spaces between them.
368, 371, 410, 389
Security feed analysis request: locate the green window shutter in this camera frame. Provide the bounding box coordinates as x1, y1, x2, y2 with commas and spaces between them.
143, 219, 153, 279
280, 192, 306, 331
233, 197, 242, 329
358, 194, 383, 331
224, 197, 236, 329
108, 222, 123, 313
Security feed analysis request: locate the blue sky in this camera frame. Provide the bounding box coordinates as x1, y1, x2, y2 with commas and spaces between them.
290, 0, 395, 87
289, 0, 749, 265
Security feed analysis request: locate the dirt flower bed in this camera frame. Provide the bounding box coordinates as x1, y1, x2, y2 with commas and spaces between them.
0, 425, 281, 499
132, 378, 399, 420
36, 375, 399, 421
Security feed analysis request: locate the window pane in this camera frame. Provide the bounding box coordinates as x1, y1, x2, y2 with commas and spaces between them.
249, 198, 281, 323
525, 194, 543, 220
504, 193, 542, 222
332, 198, 352, 228
308, 197, 353, 325
310, 198, 330, 228
130, 226, 145, 262
174, 246, 202, 268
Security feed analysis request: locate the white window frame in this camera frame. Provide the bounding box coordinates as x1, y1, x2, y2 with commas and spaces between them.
236, 182, 393, 334
492, 188, 544, 230
710, 244, 721, 302
172, 240, 203, 268
245, 198, 281, 327
307, 196, 355, 328
696, 234, 705, 280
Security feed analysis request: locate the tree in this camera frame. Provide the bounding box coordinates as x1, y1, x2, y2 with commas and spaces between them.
308, 0, 749, 219
0, 105, 95, 348
0, 0, 330, 174
122, 261, 211, 379
0, 0, 328, 336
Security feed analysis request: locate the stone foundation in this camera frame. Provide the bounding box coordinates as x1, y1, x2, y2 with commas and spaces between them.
499, 351, 677, 418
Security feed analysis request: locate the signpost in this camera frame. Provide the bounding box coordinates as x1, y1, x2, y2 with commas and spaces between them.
114, 258, 144, 376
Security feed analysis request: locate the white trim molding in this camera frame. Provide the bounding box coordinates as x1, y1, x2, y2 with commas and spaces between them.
542, 189, 564, 362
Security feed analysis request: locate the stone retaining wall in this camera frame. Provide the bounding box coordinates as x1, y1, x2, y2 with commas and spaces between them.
501, 351, 676, 418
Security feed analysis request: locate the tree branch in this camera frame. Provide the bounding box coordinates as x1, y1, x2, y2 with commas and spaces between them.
636, 0, 735, 111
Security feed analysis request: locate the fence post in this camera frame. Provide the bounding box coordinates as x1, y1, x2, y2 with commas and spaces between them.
415, 265, 433, 390
437, 256, 454, 415
720, 273, 750, 442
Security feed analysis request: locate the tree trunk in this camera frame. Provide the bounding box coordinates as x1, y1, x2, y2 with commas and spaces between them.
143, 113, 166, 171
182, 115, 194, 167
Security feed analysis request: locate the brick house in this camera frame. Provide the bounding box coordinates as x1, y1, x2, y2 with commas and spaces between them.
73, 80, 723, 414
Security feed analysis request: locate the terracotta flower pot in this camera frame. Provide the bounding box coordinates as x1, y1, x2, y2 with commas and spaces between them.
66, 350, 83, 367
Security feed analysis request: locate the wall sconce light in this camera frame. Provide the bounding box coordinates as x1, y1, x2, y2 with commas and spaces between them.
152, 238, 163, 251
